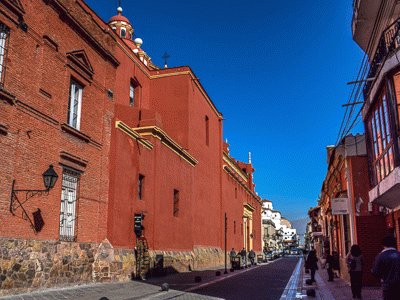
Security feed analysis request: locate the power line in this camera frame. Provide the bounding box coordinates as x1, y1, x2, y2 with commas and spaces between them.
336, 1, 386, 144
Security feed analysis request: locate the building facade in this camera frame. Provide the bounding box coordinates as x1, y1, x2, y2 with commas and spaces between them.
311, 135, 386, 285
353, 0, 400, 249
0, 0, 263, 295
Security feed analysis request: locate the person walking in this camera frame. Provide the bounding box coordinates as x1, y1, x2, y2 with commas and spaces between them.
248, 249, 256, 266
306, 249, 318, 283
346, 244, 363, 299
372, 236, 400, 300
240, 247, 247, 268
326, 251, 335, 282
229, 248, 237, 269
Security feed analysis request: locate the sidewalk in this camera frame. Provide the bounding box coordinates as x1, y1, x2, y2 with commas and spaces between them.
0, 262, 265, 300
301, 262, 382, 299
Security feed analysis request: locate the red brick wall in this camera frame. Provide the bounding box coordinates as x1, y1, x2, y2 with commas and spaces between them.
0, 0, 116, 242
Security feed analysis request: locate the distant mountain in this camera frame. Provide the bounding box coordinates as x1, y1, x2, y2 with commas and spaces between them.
290, 218, 309, 245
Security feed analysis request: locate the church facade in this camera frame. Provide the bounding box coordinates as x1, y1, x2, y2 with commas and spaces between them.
0, 0, 262, 294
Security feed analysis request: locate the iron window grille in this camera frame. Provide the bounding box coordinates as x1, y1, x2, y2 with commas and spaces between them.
67, 79, 83, 130
0, 23, 9, 85
59, 168, 80, 242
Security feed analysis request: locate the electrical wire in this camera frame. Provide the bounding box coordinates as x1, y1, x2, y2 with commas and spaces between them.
336, 1, 387, 145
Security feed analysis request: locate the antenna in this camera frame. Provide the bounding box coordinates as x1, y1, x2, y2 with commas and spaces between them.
118, 0, 122, 7
162, 52, 170, 69
248, 152, 252, 164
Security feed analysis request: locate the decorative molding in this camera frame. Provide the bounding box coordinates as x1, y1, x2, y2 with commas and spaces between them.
0, 86, 16, 105
132, 126, 198, 167
61, 123, 90, 143
223, 165, 260, 203
43, 35, 59, 51
0, 123, 8, 135
223, 151, 248, 182
44, 0, 119, 68
115, 121, 153, 150
60, 151, 88, 172
0, 0, 25, 25
39, 88, 52, 99
66, 50, 94, 82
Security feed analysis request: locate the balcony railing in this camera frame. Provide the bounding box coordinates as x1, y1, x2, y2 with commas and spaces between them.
364, 18, 400, 97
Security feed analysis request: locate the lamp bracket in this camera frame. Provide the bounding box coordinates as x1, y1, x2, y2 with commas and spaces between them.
9, 180, 49, 233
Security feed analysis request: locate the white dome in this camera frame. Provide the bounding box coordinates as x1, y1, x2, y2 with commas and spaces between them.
117, 7, 123, 13
133, 48, 139, 54
134, 38, 143, 45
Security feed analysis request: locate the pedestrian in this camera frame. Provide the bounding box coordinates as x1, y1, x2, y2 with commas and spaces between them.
326, 251, 334, 282
306, 249, 318, 283
240, 247, 247, 268
372, 236, 400, 300
229, 248, 237, 268
248, 249, 256, 266
346, 244, 363, 299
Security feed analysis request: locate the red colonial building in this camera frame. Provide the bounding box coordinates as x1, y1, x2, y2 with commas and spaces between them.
0, 0, 262, 294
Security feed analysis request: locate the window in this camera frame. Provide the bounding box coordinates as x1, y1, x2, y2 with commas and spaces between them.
234, 220, 236, 234
138, 174, 144, 200
173, 189, 179, 217
367, 87, 395, 184
205, 116, 209, 146
121, 27, 126, 38
129, 82, 135, 106
0, 23, 9, 84
67, 79, 83, 130
59, 169, 80, 241
235, 187, 237, 199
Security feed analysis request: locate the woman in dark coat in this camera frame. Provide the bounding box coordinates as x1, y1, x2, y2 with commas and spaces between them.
306, 250, 319, 282
347, 244, 363, 299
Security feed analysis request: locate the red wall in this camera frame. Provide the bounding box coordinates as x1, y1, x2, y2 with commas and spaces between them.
0, 0, 263, 257
0, 0, 116, 242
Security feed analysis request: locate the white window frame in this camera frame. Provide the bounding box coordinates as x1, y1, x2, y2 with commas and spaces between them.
59, 169, 80, 242
0, 23, 9, 84
129, 82, 135, 106
68, 79, 83, 130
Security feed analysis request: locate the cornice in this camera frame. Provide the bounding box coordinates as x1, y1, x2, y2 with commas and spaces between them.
132, 126, 198, 167
223, 151, 248, 182
115, 121, 153, 150
223, 165, 261, 205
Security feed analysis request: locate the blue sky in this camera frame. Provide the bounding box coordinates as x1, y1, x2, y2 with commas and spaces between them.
85, 0, 364, 221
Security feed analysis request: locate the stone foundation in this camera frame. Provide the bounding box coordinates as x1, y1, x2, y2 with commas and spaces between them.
0, 238, 225, 296
0, 238, 134, 296
149, 246, 225, 273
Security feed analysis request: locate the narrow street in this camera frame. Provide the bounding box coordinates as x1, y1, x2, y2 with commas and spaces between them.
0, 258, 300, 300
192, 257, 299, 300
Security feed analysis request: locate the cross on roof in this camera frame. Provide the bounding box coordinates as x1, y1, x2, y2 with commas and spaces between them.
162, 52, 170, 68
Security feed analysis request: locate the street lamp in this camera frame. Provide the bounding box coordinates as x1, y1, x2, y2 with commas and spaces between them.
42, 165, 59, 190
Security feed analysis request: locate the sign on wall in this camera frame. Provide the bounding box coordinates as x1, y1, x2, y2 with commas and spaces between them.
331, 198, 349, 215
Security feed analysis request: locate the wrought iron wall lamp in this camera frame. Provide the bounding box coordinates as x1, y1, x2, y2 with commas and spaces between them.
10, 164, 59, 232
